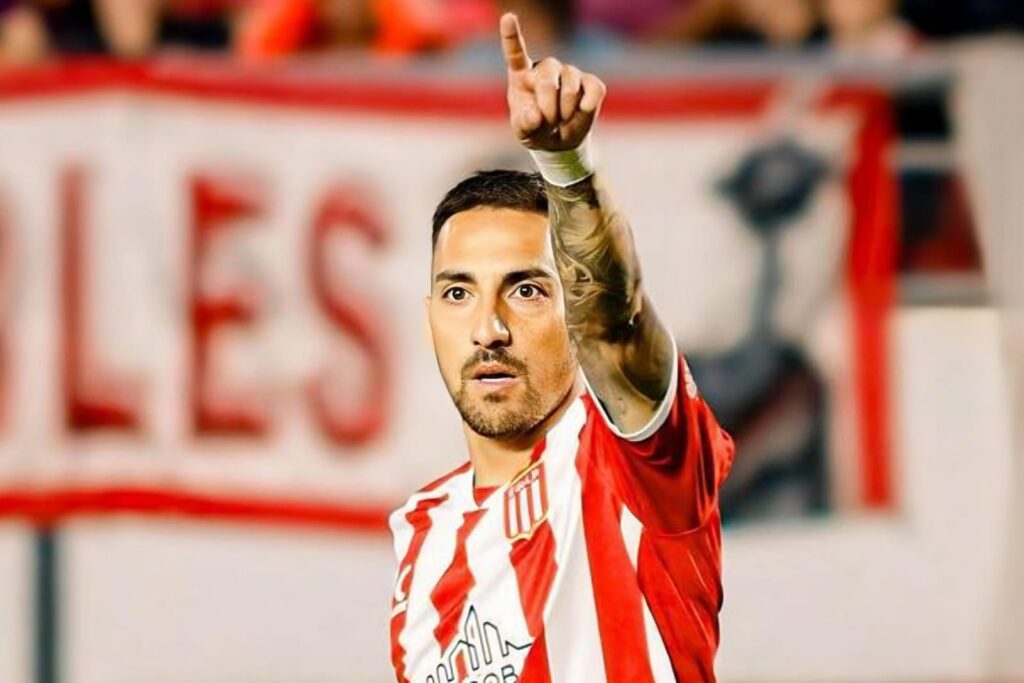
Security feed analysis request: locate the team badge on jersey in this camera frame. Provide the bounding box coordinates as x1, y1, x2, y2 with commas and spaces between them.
504, 460, 548, 542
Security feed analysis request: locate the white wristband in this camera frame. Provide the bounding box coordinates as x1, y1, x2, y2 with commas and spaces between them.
528, 138, 596, 188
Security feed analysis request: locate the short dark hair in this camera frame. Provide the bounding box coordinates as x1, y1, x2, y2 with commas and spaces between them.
432, 170, 548, 248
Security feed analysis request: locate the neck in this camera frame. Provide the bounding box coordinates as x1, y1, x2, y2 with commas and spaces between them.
465, 376, 582, 488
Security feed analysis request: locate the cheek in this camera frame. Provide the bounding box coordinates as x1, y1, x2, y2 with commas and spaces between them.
429, 317, 467, 380
521, 318, 574, 382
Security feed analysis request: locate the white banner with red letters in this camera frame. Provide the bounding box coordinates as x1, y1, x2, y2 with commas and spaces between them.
0, 62, 896, 531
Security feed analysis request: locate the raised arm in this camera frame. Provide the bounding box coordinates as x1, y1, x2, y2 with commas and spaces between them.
500, 13, 676, 434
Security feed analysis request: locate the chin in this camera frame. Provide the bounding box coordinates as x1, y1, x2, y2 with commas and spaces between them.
462, 404, 539, 439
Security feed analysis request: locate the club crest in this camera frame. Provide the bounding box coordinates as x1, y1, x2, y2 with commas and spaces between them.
503, 460, 548, 542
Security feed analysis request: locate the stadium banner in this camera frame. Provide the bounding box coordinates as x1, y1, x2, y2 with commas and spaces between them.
0, 62, 896, 531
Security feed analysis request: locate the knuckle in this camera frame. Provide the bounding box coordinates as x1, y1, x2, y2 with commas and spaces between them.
536, 57, 562, 76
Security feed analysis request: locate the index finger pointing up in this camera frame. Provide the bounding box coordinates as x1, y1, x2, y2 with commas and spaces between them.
500, 13, 531, 73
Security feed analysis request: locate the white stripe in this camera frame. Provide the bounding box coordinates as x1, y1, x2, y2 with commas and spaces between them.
516, 487, 530, 536
530, 478, 544, 524
540, 399, 608, 681
397, 472, 471, 682
620, 508, 676, 682
454, 499, 534, 679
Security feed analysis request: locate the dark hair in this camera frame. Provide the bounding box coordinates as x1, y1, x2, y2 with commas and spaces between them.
432, 170, 548, 248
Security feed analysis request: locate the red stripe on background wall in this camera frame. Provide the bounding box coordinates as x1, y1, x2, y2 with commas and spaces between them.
0, 60, 776, 121
818, 86, 899, 509
0, 487, 391, 532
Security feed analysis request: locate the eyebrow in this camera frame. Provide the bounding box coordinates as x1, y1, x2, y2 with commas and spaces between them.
433, 269, 475, 285
433, 267, 556, 287
502, 268, 556, 288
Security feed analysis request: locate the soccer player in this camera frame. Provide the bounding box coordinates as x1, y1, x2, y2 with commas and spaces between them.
389, 13, 735, 682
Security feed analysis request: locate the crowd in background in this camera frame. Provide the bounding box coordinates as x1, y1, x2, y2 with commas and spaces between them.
0, 0, 1022, 66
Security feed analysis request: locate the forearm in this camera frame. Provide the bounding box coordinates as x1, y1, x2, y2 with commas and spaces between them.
545, 174, 675, 408
545, 174, 638, 341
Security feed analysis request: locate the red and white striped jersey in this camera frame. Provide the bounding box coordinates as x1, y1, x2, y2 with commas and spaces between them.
389, 354, 735, 682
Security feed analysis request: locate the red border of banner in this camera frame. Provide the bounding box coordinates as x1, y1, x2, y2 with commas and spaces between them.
0, 60, 896, 531
818, 86, 898, 509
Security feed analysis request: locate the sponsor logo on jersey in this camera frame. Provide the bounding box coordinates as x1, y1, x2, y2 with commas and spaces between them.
426, 606, 530, 683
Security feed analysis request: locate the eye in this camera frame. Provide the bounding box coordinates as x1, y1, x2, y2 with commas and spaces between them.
513, 283, 544, 299
442, 286, 469, 302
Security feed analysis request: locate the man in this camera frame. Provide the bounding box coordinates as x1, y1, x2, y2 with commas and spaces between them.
389, 13, 734, 682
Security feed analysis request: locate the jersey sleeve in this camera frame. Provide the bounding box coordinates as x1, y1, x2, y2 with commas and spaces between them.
582, 343, 735, 535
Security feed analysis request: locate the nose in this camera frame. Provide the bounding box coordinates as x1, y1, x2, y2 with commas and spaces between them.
471, 297, 511, 349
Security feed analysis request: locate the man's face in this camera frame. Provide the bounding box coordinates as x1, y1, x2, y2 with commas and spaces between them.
428, 207, 577, 439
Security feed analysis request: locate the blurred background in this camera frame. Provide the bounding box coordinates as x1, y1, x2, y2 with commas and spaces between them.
0, 0, 1021, 681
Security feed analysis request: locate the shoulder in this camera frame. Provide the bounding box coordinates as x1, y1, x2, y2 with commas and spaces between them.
388, 460, 472, 539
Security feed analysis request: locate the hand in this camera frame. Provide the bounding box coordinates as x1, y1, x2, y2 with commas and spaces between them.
500, 13, 606, 152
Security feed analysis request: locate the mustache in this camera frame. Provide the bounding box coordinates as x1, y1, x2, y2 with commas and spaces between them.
460, 348, 528, 381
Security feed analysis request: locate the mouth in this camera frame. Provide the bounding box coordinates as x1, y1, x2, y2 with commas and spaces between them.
468, 364, 520, 390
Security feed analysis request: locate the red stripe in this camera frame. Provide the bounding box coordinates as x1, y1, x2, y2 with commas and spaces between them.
430, 508, 486, 652
509, 522, 557, 638
576, 444, 655, 682
0, 59, 775, 120
455, 651, 468, 682
635, 518, 723, 682
0, 486, 389, 532
508, 440, 555, 637
508, 439, 555, 682
390, 495, 447, 683
817, 86, 898, 508
519, 633, 553, 683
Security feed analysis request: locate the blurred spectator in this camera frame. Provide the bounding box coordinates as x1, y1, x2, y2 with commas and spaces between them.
454, 0, 628, 67
822, 0, 917, 59
0, 2, 50, 64
12, 0, 106, 56
575, 0, 692, 40
705, 0, 822, 48
900, 0, 1024, 39
160, 0, 231, 52
0, 0, 234, 64
236, 0, 375, 60
236, 0, 495, 61
644, 0, 823, 49
94, 0, 161, 57
643, 0, 733, 44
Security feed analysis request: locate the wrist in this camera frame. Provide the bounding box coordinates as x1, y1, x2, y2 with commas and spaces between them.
528, 137, 596, 188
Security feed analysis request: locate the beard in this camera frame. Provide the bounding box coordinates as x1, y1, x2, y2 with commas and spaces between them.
455, 384, 547, 439
450, 347, 570, 439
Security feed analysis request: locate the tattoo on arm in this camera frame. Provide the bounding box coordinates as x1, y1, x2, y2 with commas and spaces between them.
546, 176, 641, 343
546, 174, 674, 407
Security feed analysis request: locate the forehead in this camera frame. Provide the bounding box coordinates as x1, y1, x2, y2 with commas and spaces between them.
432, 207, 553, 276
